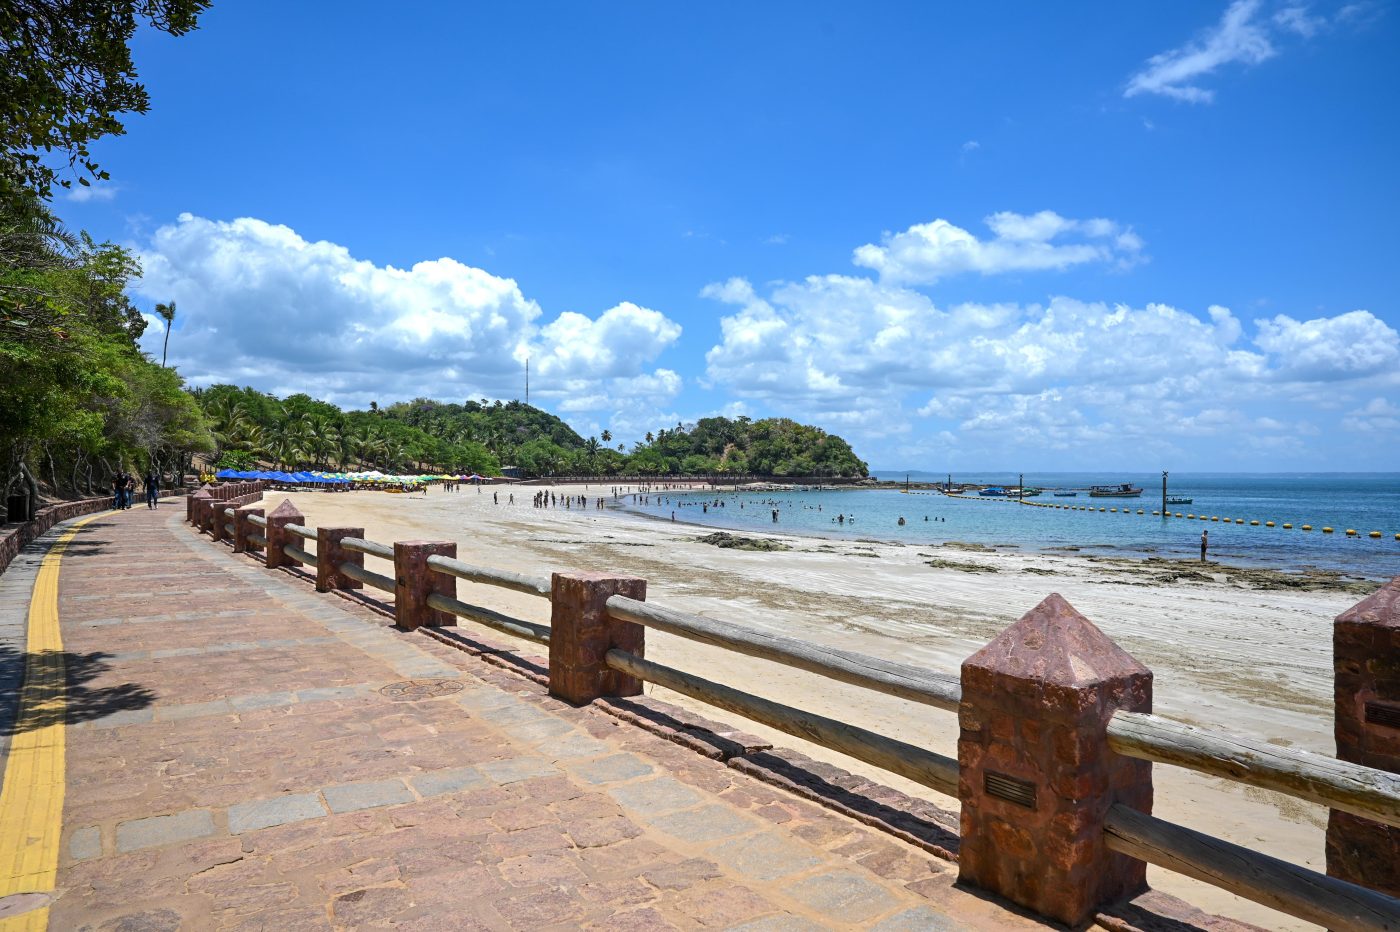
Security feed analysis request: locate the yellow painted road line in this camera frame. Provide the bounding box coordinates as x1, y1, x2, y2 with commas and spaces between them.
0, 512, 109, 932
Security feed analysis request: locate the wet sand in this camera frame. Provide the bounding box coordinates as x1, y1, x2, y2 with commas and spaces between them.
259, 483, 1370, 931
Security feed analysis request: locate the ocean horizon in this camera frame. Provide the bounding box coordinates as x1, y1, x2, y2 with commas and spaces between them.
618, 472, 1400, 579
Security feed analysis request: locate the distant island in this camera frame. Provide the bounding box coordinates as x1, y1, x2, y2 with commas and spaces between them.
197, 386, 870, 479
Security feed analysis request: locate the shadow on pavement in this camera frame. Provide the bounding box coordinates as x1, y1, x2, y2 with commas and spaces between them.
0, 645, 155, 735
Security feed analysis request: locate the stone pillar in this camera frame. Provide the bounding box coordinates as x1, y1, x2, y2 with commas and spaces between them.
210, 501, 235, 543
264, 499, 304, 570
958, 593, 1153, 927
202, 494, 221, 534
317, 526, 364, 593
189, 488, 212, 528
548, 572, 647, 705
393, 541, 456, 630
1328, 577, 1400, 896
233, 506, 263, 555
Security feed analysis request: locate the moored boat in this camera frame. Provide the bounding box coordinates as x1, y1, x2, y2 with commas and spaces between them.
1166, 496, 1193, 505
1089, 483, 1143, 498
978, 487, 1008, 497
1053, 490, 1077, 497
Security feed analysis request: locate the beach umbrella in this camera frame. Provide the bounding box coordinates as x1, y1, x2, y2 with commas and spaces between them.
215, 469, 238, 478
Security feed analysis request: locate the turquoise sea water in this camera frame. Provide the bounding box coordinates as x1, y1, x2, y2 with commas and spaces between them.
616, 473, 1400, 579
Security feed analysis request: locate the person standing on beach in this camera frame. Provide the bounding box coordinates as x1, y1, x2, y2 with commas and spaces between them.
1200, 529, 1209, 563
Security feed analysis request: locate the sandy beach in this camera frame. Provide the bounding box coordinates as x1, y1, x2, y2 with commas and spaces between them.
256, 482, 1370, 931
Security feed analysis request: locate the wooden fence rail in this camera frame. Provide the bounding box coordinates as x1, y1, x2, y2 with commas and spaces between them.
1104, 804, 1400, 931
1108, 711, 1400, 829
605, 595, 962, 712
188, 488, 1400, 931
606, 648, 960, 797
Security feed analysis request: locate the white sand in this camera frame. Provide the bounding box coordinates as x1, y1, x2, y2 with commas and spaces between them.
264, 483, 1363, 930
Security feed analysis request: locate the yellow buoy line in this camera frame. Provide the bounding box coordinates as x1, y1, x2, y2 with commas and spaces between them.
1001, 496, 1398, 541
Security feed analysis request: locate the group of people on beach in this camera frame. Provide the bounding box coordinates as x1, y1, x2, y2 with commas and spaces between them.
533, 491, 604, 510
111, 472, 160, 510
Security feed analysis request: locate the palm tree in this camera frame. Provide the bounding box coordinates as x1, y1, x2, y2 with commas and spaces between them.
601, 429, 612, 444
155, 301, 176, 366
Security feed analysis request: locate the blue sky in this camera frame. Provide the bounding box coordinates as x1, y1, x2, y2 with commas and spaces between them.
63, 1, 1399, 471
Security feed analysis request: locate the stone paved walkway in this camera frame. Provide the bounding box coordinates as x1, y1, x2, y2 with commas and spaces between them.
3, 504, 1073, 930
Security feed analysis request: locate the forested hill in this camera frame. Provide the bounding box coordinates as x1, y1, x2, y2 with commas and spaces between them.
198, 387, 868, 478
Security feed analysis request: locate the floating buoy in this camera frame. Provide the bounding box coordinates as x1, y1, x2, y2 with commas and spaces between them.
1175, 512, 1184, 518
1110, 508, 1117, 513
1137, 510, 1144, 515
1209, 516, 1217, 521
1369, 531, 1381, 538
1283, 523, 1293, 529
1323, 527, 1334, 533
1152, 510, 1160, 516
1345, 529, 1357, 536
1394, 533, 1399, 540
1100, 507, 1107, 512
1265, 521, 1274, 527
1302, 525, 1312, 531
1187, 513, 1195, 519
1250, 520, 1260, 526
1235, 519, 1244, 524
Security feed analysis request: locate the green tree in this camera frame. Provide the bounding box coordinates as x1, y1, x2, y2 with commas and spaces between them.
155, 300, 175, 365
1, 0, 212, 208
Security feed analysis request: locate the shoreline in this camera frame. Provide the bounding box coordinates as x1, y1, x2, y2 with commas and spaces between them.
610, 492, 1385, 591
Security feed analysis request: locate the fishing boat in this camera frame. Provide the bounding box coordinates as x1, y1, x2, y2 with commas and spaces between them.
978, 487, 1008, 497
1053, 491, 1077, 497
1089, 483, 1143, 498
1166, 496, 1193, 505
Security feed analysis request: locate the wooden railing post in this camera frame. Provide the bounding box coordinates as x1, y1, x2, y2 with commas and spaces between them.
958, 593, 1153, 927
393, 541, 456, 630
233, 506, 263, 554
265, 499, 304, 569
548, 572, 647, 704
317, 526, 364, 593
1328, 576, 1400, 896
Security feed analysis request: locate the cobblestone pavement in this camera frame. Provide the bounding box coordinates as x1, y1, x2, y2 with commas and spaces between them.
17, 504, 1070, 930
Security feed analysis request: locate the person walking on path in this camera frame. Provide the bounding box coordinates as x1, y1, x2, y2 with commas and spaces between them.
1200, 529, 1209, 563
145, 473, 159, 509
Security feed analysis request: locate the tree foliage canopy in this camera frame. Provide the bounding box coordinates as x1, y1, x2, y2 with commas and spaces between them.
193, 388, 868, 479
1, 0, 210, 208
1, 189, 212, 505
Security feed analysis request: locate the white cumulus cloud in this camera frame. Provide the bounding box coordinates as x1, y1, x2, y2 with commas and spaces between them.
132, 214, 681, 432
701, 225, 1400, 466
852, 211, 1143, 285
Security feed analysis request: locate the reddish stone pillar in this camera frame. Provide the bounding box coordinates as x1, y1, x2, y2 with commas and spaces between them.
189, 488, 212, 528
264, 499, 304, 569
210, 501, 235, 543
548, 572, 647, 705
393, 541, 456, 630
1328, 577, 1400, 896
234, 506, 264, 554
201, 494, 220, 534
317, 526, 364, 593
958, 593, 1153, 927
